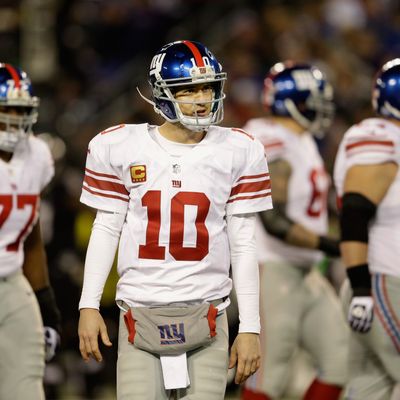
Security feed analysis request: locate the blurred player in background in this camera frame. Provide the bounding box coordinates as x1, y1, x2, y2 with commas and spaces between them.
242, 62, 348, 400
77, 40, 272, 399
0, 63, 61, 400
334, 58, 400, 400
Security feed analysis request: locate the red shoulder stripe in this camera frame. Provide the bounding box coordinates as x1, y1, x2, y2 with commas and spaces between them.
231, 128, 254, 140
227, 192, 271, 204
264, 140, 284, 149
82, 186, 129, 202
84, 175, 129, 196
237, 173, 269, 182
346, 140, 394, 151
100, 124, 125, 135
230, 180, 271, 197
85, 168, 120, 180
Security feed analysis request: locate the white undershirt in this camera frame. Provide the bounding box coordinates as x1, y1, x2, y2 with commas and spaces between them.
227, 213, 260, 333
79, 211, 260, 333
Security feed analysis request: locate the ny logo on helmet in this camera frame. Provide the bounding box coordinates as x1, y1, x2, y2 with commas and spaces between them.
5, 79, 30, 100
149, 53, 166, 77
292, 70, 319, 91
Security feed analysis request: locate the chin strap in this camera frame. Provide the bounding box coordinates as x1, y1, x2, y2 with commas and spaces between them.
136, 86, 156, 107
136, 86, 180, 124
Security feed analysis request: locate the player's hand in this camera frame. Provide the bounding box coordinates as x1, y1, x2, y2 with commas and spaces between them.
228, 333, 261, 384
78, 308, 112, 362
348, 296, 374, 333
44, 326, 60, 362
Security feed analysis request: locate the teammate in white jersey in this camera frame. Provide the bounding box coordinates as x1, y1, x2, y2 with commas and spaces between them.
334, 59, 400, 400
78, 40, 272, 400
242, 62, 348, 400
0, 63, 61, 400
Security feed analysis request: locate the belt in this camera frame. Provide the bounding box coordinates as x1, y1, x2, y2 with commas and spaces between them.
210, 296, 228, 307
117, 296, 229, 311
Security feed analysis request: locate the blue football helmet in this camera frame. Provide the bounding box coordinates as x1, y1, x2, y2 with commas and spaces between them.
0, 63, 39, 152
372, 58, 400, 120
145, 40, 226, 131
262, 62, 334, 136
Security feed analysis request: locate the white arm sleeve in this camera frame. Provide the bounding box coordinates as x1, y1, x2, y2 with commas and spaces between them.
227, 213, 260, 333
78, 210, 126, 310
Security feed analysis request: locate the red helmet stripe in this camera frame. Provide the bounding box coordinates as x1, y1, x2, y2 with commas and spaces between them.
182, 40, 205, 67
4, 64, 21, 89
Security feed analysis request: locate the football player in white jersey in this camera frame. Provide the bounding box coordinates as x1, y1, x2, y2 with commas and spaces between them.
77, 40, 272, 399
242, 62, 348, 400
334, 59, 400, 400
0, 63, 61, 400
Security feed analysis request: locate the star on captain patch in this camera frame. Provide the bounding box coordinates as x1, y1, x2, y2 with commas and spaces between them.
172, 164, 181, 174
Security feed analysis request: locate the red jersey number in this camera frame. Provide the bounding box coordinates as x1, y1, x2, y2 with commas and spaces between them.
139, 190, 210, 261
0, 194, 38, 252
307, 168, 328, 218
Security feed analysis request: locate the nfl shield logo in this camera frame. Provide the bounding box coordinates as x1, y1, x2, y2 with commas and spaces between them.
172, 164, 181, 174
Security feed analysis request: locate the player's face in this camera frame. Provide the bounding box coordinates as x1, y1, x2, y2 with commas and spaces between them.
0, 106, 29, 131
173, 83, 214, 117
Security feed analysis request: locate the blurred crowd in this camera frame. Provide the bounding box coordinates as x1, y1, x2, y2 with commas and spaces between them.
1, 0, 400, 398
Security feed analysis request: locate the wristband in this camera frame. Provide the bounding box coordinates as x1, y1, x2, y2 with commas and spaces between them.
346, 264, 371, 296
317, 236, 340, 257
35, 286, 62, 333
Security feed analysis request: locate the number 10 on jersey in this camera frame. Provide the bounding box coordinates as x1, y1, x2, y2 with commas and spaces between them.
138, 190, 210, 262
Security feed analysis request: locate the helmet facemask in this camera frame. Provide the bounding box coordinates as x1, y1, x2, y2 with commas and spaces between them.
153, 73, 226, 132
285, 84, 335, 137
0, 105, 38, 152
0, 63, 39, 153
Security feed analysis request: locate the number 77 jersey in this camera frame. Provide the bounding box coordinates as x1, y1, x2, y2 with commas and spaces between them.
80, 123, 272, 306
0, 136, 54, 278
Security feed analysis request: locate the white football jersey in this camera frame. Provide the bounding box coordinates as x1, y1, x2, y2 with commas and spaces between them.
80, 123, 272, 306
243, 118, 329, 266
334, 118, 400, 278
0, 136, 54, 278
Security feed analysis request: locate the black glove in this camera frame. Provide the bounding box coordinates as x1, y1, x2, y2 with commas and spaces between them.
35, 287, 61, 361
317, 236, 340, 257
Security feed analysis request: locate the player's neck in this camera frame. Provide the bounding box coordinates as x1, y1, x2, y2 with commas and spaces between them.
159, 121, 206, 144
0, 149, 12, 162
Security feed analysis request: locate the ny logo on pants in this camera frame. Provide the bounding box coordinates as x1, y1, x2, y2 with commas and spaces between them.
158, 323, 186, 345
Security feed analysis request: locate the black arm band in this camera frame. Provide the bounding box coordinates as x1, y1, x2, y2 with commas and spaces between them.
346, 264, 372, 296
258, 205, 294, 240
340, 192, 377, 243
317, 236, 340, 257
35, 286, 61, 333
